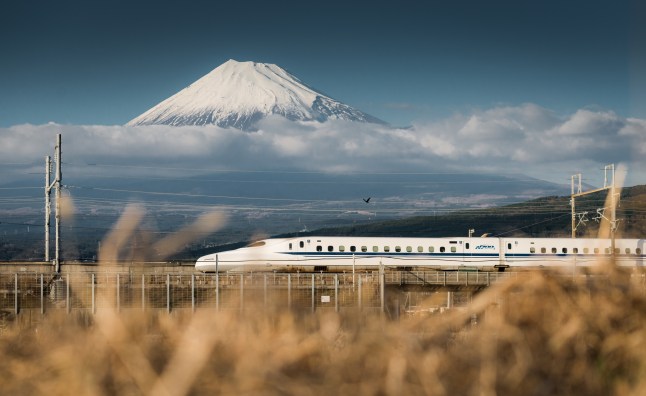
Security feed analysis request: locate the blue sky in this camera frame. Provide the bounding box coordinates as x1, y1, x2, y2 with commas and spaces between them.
1, 0, 644, 127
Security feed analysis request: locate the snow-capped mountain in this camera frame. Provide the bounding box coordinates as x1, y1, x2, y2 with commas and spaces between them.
127, 59, 386, 130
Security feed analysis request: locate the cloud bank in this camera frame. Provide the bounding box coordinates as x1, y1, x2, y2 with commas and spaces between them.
1, 103, 644, 186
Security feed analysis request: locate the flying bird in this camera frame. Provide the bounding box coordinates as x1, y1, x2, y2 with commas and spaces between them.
363, 197, 371, 203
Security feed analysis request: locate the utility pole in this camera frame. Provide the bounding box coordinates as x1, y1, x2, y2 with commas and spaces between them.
45, 134, 62, 271
54, 134, 62, 272
45, 156, 51, 262
570, 165, 615, 239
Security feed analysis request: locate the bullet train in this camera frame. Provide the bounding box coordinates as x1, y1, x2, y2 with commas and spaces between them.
195, 236, 645, 272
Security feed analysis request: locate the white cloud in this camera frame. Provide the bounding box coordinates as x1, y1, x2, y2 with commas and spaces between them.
1, 104, 644, 186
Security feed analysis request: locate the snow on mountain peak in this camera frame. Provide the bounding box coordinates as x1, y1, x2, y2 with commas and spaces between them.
126, 59, 386, 130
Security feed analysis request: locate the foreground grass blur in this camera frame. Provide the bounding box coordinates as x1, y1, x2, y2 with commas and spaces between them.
2, 266, 646, 396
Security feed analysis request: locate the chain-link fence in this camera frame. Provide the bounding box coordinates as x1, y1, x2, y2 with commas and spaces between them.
0, 270, 526, 316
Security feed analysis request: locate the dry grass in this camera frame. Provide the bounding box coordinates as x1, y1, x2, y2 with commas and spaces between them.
2, 195, 646, 395
2, 268, 646, 395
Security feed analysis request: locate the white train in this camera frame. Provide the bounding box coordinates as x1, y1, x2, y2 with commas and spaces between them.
195, 236, 645, 272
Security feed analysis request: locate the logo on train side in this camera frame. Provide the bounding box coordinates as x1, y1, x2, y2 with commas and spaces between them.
475, 244, 495, 250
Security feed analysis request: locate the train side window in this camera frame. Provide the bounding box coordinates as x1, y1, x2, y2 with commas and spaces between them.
552, 248, 557, 254
384, 246, 390, 252
507, 243, 512, 250
465, 243, 470, 249
440, 247, 446, 253
451, 246, 456, 253
289, 243, 293, 250
328, 246, 333, 252
530, 247, 535, 254
316, 246, 322, 252
541, 247, 546, 253
373, 246, 379, 252
417, 246, 423, 252
339, 246, 345, 252
300, 241, 304, 248
625, 248, 631, 254
361, 246, 367, 252
594, 248, 599, 254
562, 247, 567, 254
350, 246, 356, 252
583, 248, 589, 254
406, 246, 412, 253
637, 248, 642, 255
615, 248, 620, 254
395, 246, 401, 252
605, 248, 610, 254
429, 246, 435, 253
573, 248, 578, 254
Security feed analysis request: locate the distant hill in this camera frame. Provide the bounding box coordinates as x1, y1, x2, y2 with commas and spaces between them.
184, 184, 646, 259
291, 185, 646, 239
285, 184, 646, 239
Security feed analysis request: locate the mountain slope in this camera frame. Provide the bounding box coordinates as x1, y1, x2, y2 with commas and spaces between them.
127, 59, 385, 130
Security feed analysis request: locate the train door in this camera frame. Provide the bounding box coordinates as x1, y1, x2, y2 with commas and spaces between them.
497, 239, 508, 271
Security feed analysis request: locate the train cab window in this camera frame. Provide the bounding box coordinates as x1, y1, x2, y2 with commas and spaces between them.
541, 248, 546, 253
300, 241, 304, 248
530, 247, 535, 254
350, 246, 356, 252
384, 246, 390, 252
562, 248, 567, 254
440, 247, 446, 253
373, 246, 379, 253
429, 246, 435, 253
552, 248, 557, 254
339, 246, 345, 252
395, 246, 401, 252
573, 248, 578, 254
417, 246, 423, 253
316, 245, 322, 252
406, 246, 412, 253
451, 246, 457, 253
328, 246, 334, 252
637, 248, 642, 255
361, 246, 368, 252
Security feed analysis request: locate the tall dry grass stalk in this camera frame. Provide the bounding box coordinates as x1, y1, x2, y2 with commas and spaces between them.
2, 191, 646, 395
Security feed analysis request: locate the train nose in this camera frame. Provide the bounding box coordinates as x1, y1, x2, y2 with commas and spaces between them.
195, 255, 217, 272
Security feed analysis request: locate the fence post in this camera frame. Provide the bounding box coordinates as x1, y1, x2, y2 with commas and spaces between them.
358, 275, 362, 311
311, 273, 315, 313
240, 273, 244, 312
141, 274, 145, 311
191, 274, 195, 313
14, 274, 18, 316
335, 274, 339, 313
380, 264, 385, 314
116, 273, 120, 313
288, 274, 292, 310
66, 274, 70, 314
264, 274, 268, 308
40, 273, 44, 315
166, 273, 170, 314
216, 273, 219, 312
92, 273, 96, 314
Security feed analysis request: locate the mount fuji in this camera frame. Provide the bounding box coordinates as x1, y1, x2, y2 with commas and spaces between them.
127, 59, 386, 130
